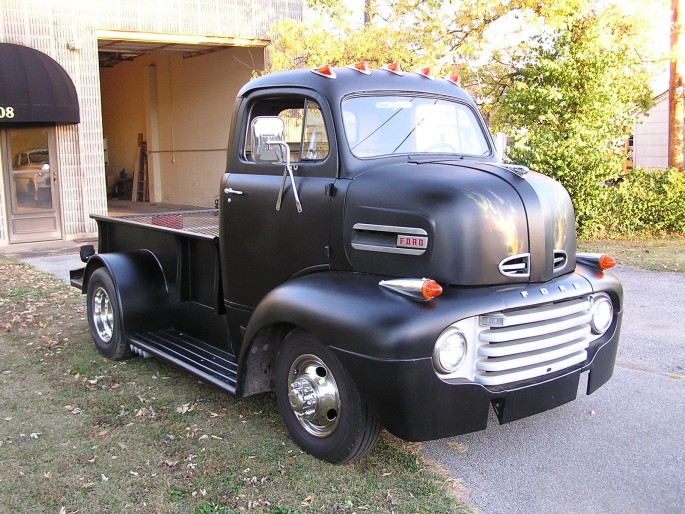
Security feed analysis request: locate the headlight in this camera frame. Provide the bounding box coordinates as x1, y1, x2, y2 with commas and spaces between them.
590, 294, 613, 335
433, 328, 467, 373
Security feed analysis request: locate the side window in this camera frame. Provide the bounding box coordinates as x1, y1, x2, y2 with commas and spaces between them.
302, 102, 328, 160
244, 98, 329, 163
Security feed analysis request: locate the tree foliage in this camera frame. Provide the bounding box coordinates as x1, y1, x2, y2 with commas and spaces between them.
264, 0, 589, 73
264, 1, 664, 237
491, 8, 654, 237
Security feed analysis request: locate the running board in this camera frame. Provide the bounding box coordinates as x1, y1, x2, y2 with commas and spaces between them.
128, 329, 238, 395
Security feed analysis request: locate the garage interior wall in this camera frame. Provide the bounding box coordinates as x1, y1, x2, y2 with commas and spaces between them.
100, 47, 264, 207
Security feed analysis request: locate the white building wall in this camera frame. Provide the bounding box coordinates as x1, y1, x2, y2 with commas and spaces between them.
633, 94, 669, 170
0, 1, 107, 237
0, 0, 301, 241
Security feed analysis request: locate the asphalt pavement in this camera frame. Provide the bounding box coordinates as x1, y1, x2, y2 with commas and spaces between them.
11, 252, 685, 513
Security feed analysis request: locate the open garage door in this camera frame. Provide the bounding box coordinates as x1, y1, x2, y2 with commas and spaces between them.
98, 31, 266, 208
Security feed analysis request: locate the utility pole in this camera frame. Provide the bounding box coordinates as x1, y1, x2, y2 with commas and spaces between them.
668, 0, 684, 170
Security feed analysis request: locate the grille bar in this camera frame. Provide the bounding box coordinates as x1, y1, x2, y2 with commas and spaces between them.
476, 351, 587, 386
479, 325, 591, 357
475, 296, 594, 386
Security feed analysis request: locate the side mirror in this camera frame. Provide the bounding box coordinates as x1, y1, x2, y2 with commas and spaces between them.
251, 116, 286, 163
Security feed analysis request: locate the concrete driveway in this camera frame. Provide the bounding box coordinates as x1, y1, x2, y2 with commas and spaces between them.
422, 266, 685, 514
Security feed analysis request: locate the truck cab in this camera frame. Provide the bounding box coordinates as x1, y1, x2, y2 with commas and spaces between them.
72, 64, 622, 463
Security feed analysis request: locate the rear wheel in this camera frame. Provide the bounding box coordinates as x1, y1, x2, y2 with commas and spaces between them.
275, 330, 380, 463
86, 268, 132, 360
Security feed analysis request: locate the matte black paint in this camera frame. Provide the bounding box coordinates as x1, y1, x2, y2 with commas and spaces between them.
238, 267, 621, 439
73, 67, 624, 444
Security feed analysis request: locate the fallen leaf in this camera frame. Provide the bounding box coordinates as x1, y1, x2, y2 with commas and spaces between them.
447, 442, 468, 453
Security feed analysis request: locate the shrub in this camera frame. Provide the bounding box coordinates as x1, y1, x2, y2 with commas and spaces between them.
602, 168, 685, 237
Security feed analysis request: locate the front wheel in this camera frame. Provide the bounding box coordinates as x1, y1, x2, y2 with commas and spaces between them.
86, 268, 132, 360
275, 330, 380, 463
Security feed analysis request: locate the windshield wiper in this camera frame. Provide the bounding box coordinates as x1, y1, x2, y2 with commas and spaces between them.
408, 155, 465, 164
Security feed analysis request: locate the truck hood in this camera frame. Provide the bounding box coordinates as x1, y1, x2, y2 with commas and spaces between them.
342, 160, 576, 285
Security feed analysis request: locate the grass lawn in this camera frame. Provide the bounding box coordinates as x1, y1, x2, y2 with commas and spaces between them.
0, 258, 469, 514
578, 235, 685, 273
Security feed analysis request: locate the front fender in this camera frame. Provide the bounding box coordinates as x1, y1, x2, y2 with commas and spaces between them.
238, 269, 623, 437
240, 271, 505, 364
82, 251, 169, 338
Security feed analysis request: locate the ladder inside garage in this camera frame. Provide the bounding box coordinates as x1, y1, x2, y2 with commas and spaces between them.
132, 134, 149, 202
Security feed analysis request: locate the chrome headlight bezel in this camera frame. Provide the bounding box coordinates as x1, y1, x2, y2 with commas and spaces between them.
432, 328, 467, 374
590, 293, 613, 335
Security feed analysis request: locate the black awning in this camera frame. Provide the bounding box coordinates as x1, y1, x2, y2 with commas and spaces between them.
0, 43, 80, 124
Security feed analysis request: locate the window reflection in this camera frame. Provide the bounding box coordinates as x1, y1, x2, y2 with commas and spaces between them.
9, 129, 52, 211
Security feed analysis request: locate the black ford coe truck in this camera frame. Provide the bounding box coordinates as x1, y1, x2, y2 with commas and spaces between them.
71, 64, 623, 463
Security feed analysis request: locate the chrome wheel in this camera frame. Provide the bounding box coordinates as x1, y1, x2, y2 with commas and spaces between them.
287, 353, 341, 438
92, 286, 114, 343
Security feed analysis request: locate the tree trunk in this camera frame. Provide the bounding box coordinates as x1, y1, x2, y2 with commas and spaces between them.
668, 0, 684, 171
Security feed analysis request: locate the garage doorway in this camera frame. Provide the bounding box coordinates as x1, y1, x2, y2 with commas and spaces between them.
1, 127, 62, 242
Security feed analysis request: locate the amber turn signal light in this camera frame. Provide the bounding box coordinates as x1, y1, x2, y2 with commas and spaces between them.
379, 278, 443, 302
422, 279, 443, 300
599, 254, 616, 270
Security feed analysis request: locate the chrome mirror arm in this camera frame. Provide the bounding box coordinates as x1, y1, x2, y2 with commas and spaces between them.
269, 141, 303, 213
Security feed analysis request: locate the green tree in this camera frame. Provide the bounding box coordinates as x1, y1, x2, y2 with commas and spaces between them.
492, 8, 653, 237
264, 0, 588, 74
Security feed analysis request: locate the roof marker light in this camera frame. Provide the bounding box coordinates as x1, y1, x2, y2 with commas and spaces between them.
446, 64, 462, 86
311, 64, 336, 79
446, 73, 461, 86
382, 62, 404, 76
379, 278, 443, 302
348, 61, 371, 75
416, 67, 433, 79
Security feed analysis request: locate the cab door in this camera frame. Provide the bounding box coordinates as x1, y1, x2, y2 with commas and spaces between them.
220, 91, 337, 311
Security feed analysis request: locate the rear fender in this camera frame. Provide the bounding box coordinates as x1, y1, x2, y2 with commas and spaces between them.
82, 251, 170, 338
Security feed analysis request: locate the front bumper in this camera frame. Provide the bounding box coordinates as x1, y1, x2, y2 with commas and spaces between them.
333, 314, 621, 441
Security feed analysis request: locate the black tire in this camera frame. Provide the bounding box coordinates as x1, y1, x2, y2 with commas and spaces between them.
86, 268, 132, 360
275, 330, 381, 463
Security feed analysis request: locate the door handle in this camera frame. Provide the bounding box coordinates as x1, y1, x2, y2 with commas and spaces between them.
224, 187, 243, 195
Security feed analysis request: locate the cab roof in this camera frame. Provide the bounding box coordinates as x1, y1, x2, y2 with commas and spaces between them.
238, 66, 476, 106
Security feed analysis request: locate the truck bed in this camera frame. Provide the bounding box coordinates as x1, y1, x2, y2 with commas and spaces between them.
92, 209, 220, 239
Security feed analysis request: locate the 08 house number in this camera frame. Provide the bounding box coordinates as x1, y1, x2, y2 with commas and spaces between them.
0, 106, 16, 119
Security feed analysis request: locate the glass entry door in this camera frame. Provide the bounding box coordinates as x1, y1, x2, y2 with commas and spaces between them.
2, 128, 62, 242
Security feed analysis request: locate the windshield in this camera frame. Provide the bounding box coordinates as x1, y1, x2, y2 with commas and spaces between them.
342, 95, 491, 158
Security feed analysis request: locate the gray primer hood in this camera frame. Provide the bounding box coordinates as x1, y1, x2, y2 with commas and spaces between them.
342, 160, 576, 286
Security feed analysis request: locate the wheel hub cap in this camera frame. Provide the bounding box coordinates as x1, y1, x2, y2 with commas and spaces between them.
287, 354, 341, 437
92, 287, 114, 343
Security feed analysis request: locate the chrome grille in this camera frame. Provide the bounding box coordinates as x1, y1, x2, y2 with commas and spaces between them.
476, 297, 592, 386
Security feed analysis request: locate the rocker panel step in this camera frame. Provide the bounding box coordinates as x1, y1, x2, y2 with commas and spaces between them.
129, 329, 238, 395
